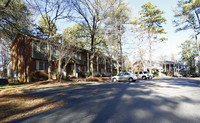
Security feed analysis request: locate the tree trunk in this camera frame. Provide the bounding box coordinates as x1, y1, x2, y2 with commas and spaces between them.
90, 32, 95, 77
97, 55, 99, 74
110, 59, 113, 77
119, 41, 123, 72
57, 59, 61, 82
73, 62, 77, 77
195, 10, 200, 73
194, 33, 200, 73
117, 59, 119, 74
104, 58, 107, 74
47, 41, 51, 80
90, 53, 94, 77
148, 31, 152, 74
87, 53, 90, 73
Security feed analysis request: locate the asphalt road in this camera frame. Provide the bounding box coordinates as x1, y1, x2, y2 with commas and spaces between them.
10, 78, 200, 123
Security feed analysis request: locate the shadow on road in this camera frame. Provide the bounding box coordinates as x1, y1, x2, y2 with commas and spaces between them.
9, 78, 200, 123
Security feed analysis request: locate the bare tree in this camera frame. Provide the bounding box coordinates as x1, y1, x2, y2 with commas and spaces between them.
54, 36, 79, 82
0, 37, 11, 77
104, 0, 131, 74
28, 0, 73, 80
123, 55, 132, 72
71, 0, 113, 76
131, 18, 148, 71
159, 54, 167, 61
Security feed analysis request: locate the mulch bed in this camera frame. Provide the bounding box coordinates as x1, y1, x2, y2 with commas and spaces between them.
0, 89, 66, 123
0, 77, 111, 122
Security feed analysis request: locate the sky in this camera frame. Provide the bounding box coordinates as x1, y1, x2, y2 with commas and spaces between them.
125, 0, 193, 62
55, 0, 194, 63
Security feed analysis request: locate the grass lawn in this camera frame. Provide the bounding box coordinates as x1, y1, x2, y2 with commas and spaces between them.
0, 78, 111, 122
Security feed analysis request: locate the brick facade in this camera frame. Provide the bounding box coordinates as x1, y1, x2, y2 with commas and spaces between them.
10, 34, 116, 82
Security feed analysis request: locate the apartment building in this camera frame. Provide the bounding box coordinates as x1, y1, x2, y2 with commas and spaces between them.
10, 33, 116, 82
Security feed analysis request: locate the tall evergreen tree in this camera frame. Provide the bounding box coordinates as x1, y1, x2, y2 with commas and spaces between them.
179, 40, 198, 74
174, 0, 200, 72
0, 0, 30, 77
71, 0, 113, 76
0, 0, 30, 39
105, 0, 130, 74
31, 0, 72, 80
138, 2, 167, 73
39, 15, 57, 37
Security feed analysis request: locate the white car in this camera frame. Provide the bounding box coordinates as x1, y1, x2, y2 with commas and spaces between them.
174, 72, 182, 77
112, 72, 138, 82
135, 71, 154, 80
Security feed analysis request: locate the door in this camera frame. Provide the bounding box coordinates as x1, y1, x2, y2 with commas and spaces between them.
138, 71, 143, 79
124, 72, 130, 81
117, 73, 124, 81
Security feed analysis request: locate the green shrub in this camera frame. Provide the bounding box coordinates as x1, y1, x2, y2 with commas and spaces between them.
102, 74, 108, 77
167, 71, 174, 77
153, 72, 159, 77
70, 76, 77, 79
94, 74, 101, 77
85, 72, 90, 77
0, 79, 8, 85
30, 70, 48, 82
79, 72, 86, 78
161, 71, 167, 75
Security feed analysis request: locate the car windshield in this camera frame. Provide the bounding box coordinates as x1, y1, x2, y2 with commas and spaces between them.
124, 72, 130, 75
117, 73, 123, 76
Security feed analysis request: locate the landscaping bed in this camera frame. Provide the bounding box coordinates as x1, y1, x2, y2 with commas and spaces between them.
0, 77, 111, 122
0, 89, 66, 123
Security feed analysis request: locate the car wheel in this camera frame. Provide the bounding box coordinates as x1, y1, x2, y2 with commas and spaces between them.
129, 78, 133, 82
113, 78, 117, 82
142, 76, 146, 80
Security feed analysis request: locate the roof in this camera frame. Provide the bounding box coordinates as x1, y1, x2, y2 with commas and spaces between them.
133, 60, 178, 65
11, 33, 115, 62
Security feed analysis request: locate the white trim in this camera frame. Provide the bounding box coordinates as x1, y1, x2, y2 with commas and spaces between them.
36, 60, 39, 70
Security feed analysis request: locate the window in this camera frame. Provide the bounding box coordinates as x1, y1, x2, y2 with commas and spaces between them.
84, 66, 87, 72
39, 61, 43, 70
36, 42, 40, 51
124, 72, 130, 75
75, 54, 78, 59
135, 72, 138, 74
39, 61, 48, 70
52, 47, 57, 55
40, 45, 44, 51
139, 72, 143, 74
45, 62, 48, 71
101, 69, 105, 73
79, 53, 82, 60
117, 73, 123, 76
144, 71, 148, 74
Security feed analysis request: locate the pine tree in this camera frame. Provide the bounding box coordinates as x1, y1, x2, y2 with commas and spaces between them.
138, 2, 167, 73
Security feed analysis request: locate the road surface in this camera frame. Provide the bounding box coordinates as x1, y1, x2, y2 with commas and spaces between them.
10, 78, 200, 123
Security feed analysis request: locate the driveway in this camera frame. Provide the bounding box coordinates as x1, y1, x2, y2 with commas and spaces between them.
9, 78, 200, 123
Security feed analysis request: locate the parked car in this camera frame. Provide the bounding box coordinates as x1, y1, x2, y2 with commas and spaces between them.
174, 72, 182, 77
112, 72, 138, 82
189, 74, 200, 77
135, 71, 154, 80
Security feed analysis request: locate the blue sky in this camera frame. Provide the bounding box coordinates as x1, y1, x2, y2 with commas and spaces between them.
125, 0, 193, 61
55, 0, 193, 62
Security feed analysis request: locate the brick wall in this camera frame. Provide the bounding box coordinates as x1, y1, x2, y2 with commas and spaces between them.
11, 34, 36, 82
